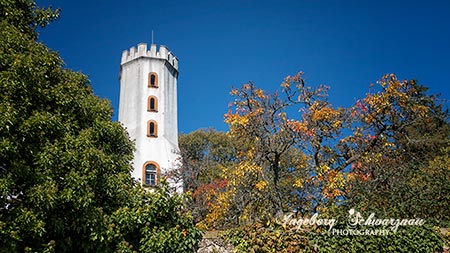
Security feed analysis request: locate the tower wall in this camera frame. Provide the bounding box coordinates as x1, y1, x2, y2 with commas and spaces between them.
118, 43, 180, 189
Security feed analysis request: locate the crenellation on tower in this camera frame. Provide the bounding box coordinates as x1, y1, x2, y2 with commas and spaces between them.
173, 57, 178, 69
137, 43, 147, 56
149, 44, 157, 57
129, 46, 136, 57
120, 43, 178, 71
158, 45, 168, 59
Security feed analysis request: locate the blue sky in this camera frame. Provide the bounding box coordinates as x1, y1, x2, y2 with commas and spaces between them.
36, 0, 450, 133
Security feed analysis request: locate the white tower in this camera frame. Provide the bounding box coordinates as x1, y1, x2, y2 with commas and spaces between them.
118, 43, 180, 190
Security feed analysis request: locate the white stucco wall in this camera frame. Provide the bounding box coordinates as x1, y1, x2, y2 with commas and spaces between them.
118, 43, 180, 190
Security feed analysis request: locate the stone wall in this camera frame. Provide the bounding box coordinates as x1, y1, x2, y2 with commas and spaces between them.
196, 231, 234, 253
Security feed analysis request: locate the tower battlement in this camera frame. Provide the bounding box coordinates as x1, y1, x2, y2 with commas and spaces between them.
121, 43, 178, 70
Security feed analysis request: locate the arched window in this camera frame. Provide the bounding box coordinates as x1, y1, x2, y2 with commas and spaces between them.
147, 120, 158, 137
142, 162, 160, 187
147, 96, 158, 112
148, 72, 158, 88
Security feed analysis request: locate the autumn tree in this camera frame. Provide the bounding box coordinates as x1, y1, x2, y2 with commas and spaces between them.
208, 73, 449, 253
217, 73, 356, 225
0, 1, 200, 252
205, 71, 449, 229
205, 77, 320, 228
281, 74, 352, 210
345, 75, 450, 223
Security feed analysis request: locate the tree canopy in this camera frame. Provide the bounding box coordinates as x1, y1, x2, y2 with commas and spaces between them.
179, 72, 449, 232
0, 1, 201, 252
179, 73, 449, 252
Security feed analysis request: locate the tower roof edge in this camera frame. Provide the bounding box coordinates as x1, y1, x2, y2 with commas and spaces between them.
120, 43, 178, 70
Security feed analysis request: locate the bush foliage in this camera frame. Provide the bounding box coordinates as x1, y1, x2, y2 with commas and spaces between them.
223, 221, 444, 253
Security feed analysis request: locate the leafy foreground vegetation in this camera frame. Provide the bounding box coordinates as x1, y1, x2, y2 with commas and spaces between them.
220, 221, 444, 252
0, 1, 201, 252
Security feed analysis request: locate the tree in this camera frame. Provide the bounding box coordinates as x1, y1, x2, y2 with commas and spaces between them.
106, 182, 202, 253
204, 71, 449, 229
178, 129, 238, 225
214, 72, 356, 227
212, 73, 448, 252
206, 77, 319, 228
0, 1, 201, 252
345, 75, 450, 223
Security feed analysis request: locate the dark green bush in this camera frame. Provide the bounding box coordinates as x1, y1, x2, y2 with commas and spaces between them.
223, 221, 444, 253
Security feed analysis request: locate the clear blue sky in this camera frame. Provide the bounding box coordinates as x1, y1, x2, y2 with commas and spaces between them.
36, 0, 450, 134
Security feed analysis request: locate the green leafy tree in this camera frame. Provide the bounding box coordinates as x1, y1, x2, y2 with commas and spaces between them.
107, 183, 202, 253
178, 129, 238, 224
0, 1, 201, 252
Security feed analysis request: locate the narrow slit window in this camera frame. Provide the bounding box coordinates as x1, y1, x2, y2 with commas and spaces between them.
150, 75, 155, 85
148, 96, 158, 112
148, 72, 158, 88
147, 120, 158, 137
